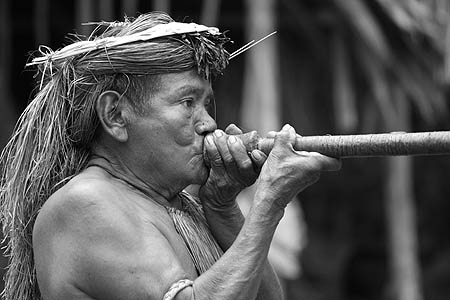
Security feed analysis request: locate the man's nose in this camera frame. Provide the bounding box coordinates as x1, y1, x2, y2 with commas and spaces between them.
195, 110, 217, 135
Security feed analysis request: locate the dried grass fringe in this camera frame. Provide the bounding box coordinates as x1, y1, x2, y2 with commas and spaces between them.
167, 192, 223, 275
0, 71, 91, 300
0, 12, 230, 300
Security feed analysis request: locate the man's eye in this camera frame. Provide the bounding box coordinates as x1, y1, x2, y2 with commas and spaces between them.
181, 99, 194, 107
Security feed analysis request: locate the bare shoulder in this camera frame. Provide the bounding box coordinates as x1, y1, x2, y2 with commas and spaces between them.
33, 168, 193, 300
32, 169, 136, 298
34, 170, 130, 246
35, 167, 168, 235
36, 170, 130, 227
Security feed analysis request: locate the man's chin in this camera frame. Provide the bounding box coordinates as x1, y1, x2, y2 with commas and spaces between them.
186, 156, 209, 184
191, 164, 209, 186
197, 169, 209, 185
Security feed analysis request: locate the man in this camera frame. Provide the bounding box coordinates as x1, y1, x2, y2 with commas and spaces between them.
0, 12, 340, 300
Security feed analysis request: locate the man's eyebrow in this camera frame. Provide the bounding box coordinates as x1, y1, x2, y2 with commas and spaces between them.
174, 85, 214, 98
174, 85, 202, 95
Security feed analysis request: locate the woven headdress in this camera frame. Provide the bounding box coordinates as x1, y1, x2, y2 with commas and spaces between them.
0, 12, 231, 300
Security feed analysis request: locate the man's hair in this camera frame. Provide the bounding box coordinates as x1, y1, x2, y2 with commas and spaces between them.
0, 12, 230, 300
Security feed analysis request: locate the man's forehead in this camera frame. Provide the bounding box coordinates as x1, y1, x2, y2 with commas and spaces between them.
157, 70, 213, 95
173, 84, 214, 96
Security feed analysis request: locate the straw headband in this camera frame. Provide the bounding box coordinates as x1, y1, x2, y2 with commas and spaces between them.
27, 22, 221, 67
27, 20, 276, 68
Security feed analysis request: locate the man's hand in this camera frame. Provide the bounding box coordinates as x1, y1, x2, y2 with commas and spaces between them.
199, 124, 267, 207
254, 124, 342, 212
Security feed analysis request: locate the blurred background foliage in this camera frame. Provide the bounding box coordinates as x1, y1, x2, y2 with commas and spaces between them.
1, 0, 449, 299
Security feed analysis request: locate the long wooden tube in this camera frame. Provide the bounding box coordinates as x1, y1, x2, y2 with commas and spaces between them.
238, 131, 450, 158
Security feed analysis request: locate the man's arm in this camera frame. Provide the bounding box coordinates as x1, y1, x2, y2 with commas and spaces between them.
200, 196, 283, 300
198, 124, 262, 248
34, 175, 280, 300
190, 125, 340, 300
196, 125, 282, 300
33, 179, 195, 300
34, 181, 280, 300
33, 126, 340, 300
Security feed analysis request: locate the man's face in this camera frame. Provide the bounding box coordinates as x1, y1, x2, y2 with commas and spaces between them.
127, 69, 217, 191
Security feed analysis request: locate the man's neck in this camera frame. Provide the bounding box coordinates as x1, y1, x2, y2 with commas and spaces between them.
88, 149, 184, 209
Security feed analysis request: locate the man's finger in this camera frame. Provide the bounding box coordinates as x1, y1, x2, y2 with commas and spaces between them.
213, 130, 237, 172
204, 134, 225, 169
273, 124, 295, 151
266, 131, 277, 138
319, 156, 342, 172
224, 124, 243, 135
286, 124, 297, 145
250, 150, 267, 169
227, 136, 254, 177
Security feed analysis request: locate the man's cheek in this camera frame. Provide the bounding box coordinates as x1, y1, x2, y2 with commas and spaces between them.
174, 131, 196, 147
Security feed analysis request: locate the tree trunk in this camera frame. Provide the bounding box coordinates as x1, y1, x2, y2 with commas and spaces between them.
200, 0, 221, 26
99, 0, 114, 22
331, 29, 357, 133
152, 0, 171, 14
384, 87, 423, 300
241, 0, 280, 133
34, 0, 50, 45
439, 0, 450, 81
239, 0, 305, 291
0, 0, 16, 148
76, 0, 94, 36
122, 0, 138, 17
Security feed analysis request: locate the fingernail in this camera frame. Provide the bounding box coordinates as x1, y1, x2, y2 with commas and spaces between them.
252, 150, 262, 160
229, 135, 237, 143
205, 135, 213, 144
214, 130, 223, 137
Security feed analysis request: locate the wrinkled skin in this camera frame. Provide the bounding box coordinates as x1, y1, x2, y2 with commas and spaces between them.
33, 69, 341, 300
200, 124, 266, 206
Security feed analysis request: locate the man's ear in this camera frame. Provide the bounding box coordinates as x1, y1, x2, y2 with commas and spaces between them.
96, 91, 130, 142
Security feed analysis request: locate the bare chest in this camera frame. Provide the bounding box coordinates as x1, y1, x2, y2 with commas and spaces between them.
130, 198, 199, 277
